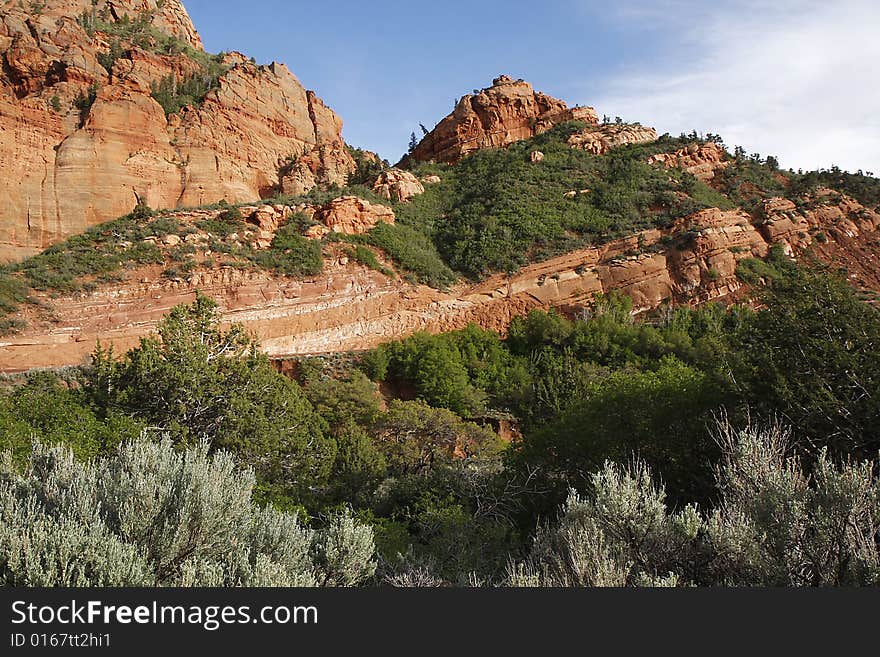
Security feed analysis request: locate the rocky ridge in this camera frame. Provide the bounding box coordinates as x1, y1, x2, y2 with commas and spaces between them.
403, 75, 599, 165
648, 142, 729, 182
567, 123, 659, 155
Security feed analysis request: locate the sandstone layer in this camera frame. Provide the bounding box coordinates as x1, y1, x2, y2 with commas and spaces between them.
2, 193, 877, 373
0, 0, 353, 261
402, 75, 599, 165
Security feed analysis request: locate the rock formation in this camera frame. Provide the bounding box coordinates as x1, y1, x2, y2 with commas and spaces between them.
315, 196, 395, 235
3, 193, 878, 372
0, 0, 353, 261
372, 169, 425, 203
567, 123, 658, 155
403, 75, 598, 165
648, 142, 729, 182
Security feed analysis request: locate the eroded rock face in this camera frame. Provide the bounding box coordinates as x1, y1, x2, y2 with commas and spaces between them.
648, 142, 729, 182
403, 75, 598, 165
315, 196, 395, 235
0, 1, 353, 261
372, 169, 425, 203
567, 123, 658, 155
758, 189, 880, 256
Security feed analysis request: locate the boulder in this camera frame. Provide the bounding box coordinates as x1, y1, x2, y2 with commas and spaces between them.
372, 169, 425, 203
567, 123, 658, 155
648, 142, 729, 182
316, 197, 395, 235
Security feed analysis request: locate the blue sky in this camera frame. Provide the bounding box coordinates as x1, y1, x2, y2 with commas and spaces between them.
184, 0, 880, 173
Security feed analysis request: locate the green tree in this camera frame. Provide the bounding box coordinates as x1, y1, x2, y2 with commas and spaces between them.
303, 370, 383, 428
81, 293, 335, 498
517, 357, 727, 508
326, 422, 388, 504
373, 400, 501, 476
0, 371, 143, 466
384, 332, 487, 416
730, 262, 880, 458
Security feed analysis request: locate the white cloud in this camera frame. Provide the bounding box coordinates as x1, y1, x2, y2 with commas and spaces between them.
589, 0, 880, 173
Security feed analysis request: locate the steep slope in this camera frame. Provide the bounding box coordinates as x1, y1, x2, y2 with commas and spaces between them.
0, 0, 353, 261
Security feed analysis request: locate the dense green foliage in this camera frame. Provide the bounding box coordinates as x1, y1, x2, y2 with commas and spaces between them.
0, 372, 144, 466
347, 146, 389, 186
730, 257, 880, 457
252, 222, 324, 277
2, 258, 879, 586
82, 294, 334, 502
791, 166, 880, 208
716, 156, 789, 211
396, 125, 731, 278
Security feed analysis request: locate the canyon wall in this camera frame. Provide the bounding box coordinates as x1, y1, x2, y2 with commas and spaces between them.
0, 0, 353, 261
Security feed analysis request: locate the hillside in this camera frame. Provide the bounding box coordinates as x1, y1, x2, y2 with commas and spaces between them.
1, 107, 879, 371
3, 1, 878, 370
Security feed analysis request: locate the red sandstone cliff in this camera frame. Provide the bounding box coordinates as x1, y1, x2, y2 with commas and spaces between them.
0, 0, 353, 261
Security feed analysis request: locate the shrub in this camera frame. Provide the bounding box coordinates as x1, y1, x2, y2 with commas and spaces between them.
508, 418, 880, 587
730, 261, 880, 458
0, 273, 30, 313
347, 146, 387, 186
0, 438, 376, 587
346, 245, 394, 277
252, 224, 323, 277
198, 205, 246, 237
365, 223, 456, 288
150, 69, 226, 116
0, 372, 144, 467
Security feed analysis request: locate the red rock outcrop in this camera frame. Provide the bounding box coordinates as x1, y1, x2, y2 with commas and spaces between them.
567, 123, 658, 155
0, 0, 354, 262
648, 142, 729, 182
315, 196, 395, 235
757, 189, 880, 256
372, 169, 425, 203
403, 75, 598, 165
